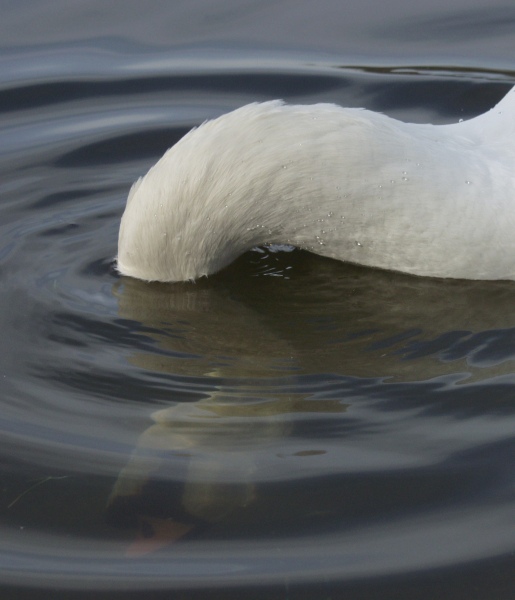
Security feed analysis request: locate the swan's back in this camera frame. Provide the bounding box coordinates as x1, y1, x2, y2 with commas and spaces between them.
118, 87, 515, 282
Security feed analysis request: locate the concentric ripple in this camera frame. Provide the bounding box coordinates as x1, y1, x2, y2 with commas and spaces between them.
0, 44, 515, 599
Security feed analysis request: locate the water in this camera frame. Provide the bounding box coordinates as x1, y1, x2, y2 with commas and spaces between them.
1, 1, 515, 598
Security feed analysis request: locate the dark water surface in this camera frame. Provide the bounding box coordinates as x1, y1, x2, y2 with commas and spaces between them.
1, 1, 515, 599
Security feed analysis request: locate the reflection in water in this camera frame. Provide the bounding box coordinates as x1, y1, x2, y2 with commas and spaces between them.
115, 248, 515, 382
107, 248, 515, 553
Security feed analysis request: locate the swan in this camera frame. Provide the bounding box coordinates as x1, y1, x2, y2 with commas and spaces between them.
118, 86, 515, 282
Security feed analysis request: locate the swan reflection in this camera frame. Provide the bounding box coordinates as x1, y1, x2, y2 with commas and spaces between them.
108, 251, 515, 552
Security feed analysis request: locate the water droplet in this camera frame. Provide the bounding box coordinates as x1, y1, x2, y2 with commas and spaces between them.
465, 180, 472, 185
355, 241, 362, 247
327, 212, 333, 217
459, 118, 464, 123
402, 177, 408, 181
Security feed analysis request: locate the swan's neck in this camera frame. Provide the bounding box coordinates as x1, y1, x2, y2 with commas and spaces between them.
118, 93, 515, 282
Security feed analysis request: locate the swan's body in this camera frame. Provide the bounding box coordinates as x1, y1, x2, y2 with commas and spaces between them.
118, 87, 515, 282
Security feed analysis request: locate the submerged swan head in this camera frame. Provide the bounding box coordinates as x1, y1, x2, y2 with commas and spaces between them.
118, 88, 515, 282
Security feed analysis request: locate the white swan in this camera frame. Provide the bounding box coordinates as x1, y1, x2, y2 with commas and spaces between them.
118, 86, 515, 282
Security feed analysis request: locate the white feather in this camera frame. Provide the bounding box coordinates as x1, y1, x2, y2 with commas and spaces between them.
118, 88, 515, 282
